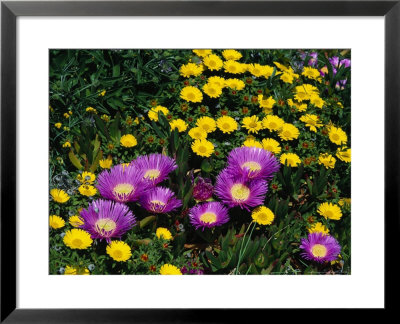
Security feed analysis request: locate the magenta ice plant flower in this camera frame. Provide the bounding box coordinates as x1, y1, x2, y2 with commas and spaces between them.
139, 186, 182, 214
79, 199, 136, 243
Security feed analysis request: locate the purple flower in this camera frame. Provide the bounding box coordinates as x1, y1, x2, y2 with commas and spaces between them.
96, 164, 146, 203
189, 201, 230, 230
79, 199, 136, 243
131, 153, 177, 187
214, 169, 268, 211
193, 177, 214, 201
340, 58, 351, 68
300, 232, 341, 263
226, 147, 280, 181
139, 186, 182, 214
329, 56, 340, 68
300, 51, 318, 67
335, 79, 348, 90
181, 266, 188, 274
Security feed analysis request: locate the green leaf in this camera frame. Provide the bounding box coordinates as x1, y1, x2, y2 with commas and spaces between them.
139, 216, 156, 229
109, 112, 121, 141
89, 150, 103, 173
112, 64, 120, 77
68, 150, 83, 170
93, 114, 111, 140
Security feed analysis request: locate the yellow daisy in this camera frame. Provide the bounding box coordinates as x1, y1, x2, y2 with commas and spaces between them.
50, 188, 70, 203
336, 147, 351, 163
156, 227, 173, 240
191, 139, 214, 157
49, 215, 65, 229
207, 76, 226, 88
63, 229, 93, 250
193, 49, 212, 57
64, 265, 90, 275
280, 153, 301, 167
55, 122, 62, 129
86, 107, 97, 114
148, 105, 169, 122
120, 134, 137, 148
62, 141, 71, 148
280, 72, 295, 84
179, 62, 203, 78
242, 115, 263, 134
302, 67, 321, 80
329, 126, 347, 145
294, 84, 319, 102
69, 215, 84, 227
299, 114, 323, 132
222, 49, 242, 61
318, 153, 336, 169
159, 264, 182, 275
170, 119, 188, 132
258, 95, 276, 110
202, 83, 223, 98
262, 115, 284, 131
310, 94, 325, 108
225, 78, 245, 90
77, 171, 96, 184
180, 86, 203, 103
308, 222, 330, 235
203, 54, 223, 71
262, 138, 281, 154
278, 123, 300, 141
99, 157, 113, 169
216, 116, 238, 134
317, 202, 342, 220
106, 241, 132, 262
248, 64, 274, 78
243, 138, 263, 148
196, 116, 216, 133
223, 60, 246, 74
78, 184, 97, 197
287, 99, 307, 112
188, 127, 207, 140
251, 206, 275, 225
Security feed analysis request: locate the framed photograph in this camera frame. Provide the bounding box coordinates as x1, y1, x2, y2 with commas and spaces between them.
1, 0, 397, 321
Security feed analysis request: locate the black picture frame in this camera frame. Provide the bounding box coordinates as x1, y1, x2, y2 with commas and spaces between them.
1, 0, 398, 322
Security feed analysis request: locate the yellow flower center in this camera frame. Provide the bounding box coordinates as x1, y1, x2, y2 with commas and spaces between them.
332, 133, 340, 141
311, 244, 327, 258
256, 213, 268, 222
72, 239, 83, 247
282, 130, 291, 138
113, 183, 134, 202
249, 121, 258, 128
202, 124, 210, 131
325, 210, 334, 218
286, 159, 294, 166
187, 92, 195, 100
95, 218, 117, 233
199, 212, 217, 224
269, 122, 277, 129
241, 161, 262, 172
150, 200, 166, 206
144, 169, 161, 180
230, 183, 250, 201
209, 60, 216, 67
113, 250, 123, 259
198, 146, 207, 153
